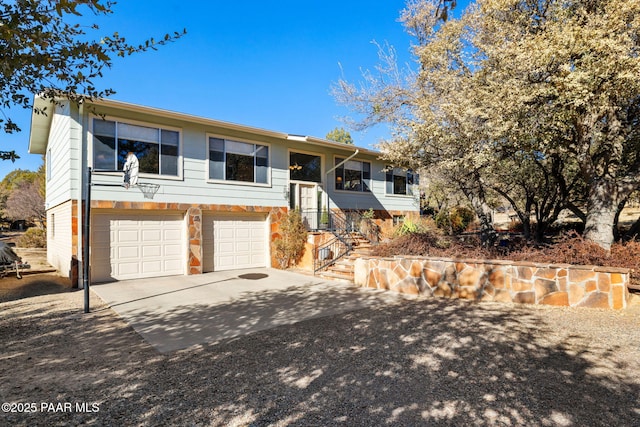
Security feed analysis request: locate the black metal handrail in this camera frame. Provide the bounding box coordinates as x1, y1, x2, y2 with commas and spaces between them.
303, 208, 380, 273
313, 233, 352, 272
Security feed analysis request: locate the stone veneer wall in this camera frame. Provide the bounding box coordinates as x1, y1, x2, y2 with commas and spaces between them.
354, 256, 631, 310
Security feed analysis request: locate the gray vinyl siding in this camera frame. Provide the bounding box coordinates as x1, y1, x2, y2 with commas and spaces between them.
326, 155, 418, 213
72, 103, 417, 213
85, 105, 289, 207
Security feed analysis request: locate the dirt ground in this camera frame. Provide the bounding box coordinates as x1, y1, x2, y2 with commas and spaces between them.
0, 272, 73, 303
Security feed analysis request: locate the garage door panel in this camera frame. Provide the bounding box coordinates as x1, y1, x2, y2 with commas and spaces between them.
142, 260, 162, 273
118, 246, 140, 258
164, 229, 182, 240
236, 241, 250, 251
118, 262, 141, 275
118, 230, 139, 242
205, 216, 267, 272
163, 259, 183, 270
219, 241, 234, 252
91, 212, 184, 281
236, 229, 251, 239
163, 244, 182, 256
216, 255, 235, 270
217, 229, 234, 239
142, 229, 161, 241
142, 245, 162, 257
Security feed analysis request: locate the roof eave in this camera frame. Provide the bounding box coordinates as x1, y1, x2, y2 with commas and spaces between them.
28, 95, 55, 155
290, 135, 379, 156
87, 98, 289, 140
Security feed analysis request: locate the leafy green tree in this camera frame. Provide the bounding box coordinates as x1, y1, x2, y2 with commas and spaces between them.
326, 127, 354, 145
0, 0, 185, 158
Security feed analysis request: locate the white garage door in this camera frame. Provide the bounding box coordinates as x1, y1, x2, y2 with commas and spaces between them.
91, 212, 184, 282
203, 215, 267, 272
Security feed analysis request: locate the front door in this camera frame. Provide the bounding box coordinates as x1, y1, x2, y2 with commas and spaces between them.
299, 183, 317, 229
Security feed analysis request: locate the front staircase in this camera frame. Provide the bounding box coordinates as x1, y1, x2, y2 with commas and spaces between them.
316, 233, 375, 282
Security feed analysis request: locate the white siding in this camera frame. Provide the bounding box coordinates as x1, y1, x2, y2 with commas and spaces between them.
46, 201, 73, 278
45, 102, 72, 209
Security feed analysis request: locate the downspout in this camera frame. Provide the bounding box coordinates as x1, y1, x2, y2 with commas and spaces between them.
77, 101, 85, 291
325, 149, 359, 176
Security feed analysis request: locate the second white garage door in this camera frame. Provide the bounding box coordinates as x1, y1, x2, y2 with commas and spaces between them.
91, 212, 184, 282
203, 215, 267, 272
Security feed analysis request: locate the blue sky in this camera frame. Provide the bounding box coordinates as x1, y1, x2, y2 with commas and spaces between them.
1, 0, 428, 179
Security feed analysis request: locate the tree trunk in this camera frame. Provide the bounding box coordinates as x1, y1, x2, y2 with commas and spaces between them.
583, 179, 619, 252
464, 191, 498, 245
612, 197, 628, 242
624, 216, 640, 241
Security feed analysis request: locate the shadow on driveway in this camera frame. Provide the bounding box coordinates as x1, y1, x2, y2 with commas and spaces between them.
91, 268, 410, 352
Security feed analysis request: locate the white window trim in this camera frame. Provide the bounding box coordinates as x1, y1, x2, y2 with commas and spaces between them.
385, 167, 416, 197
89, 115, 184, 180
288, 148, 325, 186
333, 155, 372, 194
206, 133, 272, 187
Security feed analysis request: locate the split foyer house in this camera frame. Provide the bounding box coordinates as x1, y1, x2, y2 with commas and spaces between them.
28, 96, 419, 283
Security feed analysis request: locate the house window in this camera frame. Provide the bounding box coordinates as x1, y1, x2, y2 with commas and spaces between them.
92, 119, 180, 176
208, 137, 269, 184
335, 158, 371, 192
289, 152, 321, 183
386, 167, 417, 195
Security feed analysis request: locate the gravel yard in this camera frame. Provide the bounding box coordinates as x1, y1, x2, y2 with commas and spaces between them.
1, 276, 639, 426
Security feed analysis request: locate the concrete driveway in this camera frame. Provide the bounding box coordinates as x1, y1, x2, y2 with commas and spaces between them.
91, 268, 409, 353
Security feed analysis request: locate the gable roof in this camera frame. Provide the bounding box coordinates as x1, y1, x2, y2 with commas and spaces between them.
28, 95, 379, 157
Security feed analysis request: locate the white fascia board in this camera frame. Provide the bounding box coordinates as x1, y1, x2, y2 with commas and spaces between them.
292, 135, 380, 156
28, 95, 55, 154
87, 98, 289, 140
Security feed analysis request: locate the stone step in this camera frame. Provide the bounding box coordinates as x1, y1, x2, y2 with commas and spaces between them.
318, 270, 354, 282
330, 262, 354, 272
349, 250, 374, 258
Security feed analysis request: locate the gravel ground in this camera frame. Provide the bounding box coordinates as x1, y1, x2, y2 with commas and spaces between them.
1, 279, 639, 426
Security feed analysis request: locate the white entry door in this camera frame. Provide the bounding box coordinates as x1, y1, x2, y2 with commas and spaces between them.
299, 183, 317, 229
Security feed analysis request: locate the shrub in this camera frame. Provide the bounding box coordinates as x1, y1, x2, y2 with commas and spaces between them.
362, 208, 375, 219
17, 227, 46, 248
450, 206, 475, 234
435, 206, 475, 234
273, 210, 307, 269
394, 216, 436, 237
434, 210, 450, 232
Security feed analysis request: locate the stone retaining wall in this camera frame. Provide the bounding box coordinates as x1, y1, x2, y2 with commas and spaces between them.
354, 256, 631, 310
